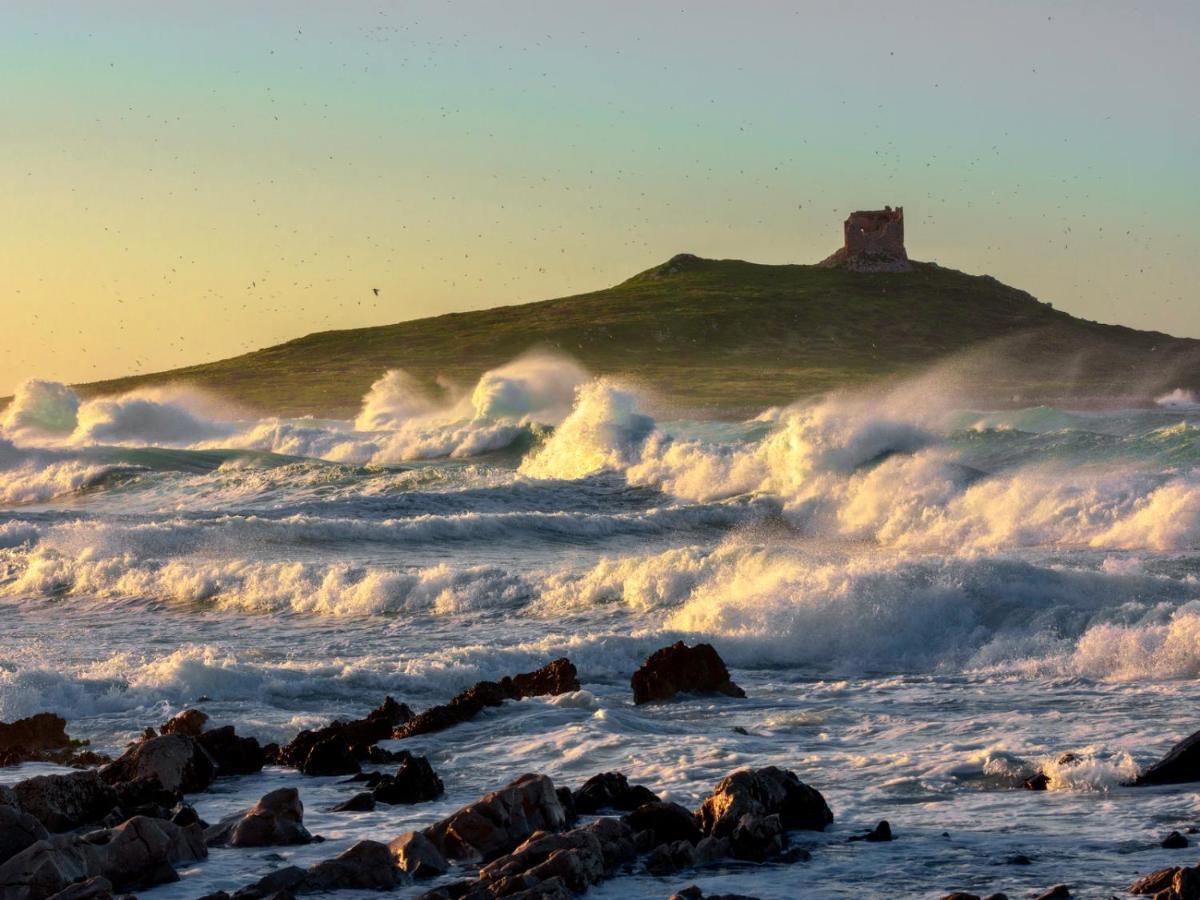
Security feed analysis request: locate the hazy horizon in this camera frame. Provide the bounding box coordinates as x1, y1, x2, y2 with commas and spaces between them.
4, 0, 1198, 390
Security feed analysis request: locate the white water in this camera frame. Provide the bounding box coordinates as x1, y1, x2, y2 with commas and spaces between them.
3, 359, 1200, 897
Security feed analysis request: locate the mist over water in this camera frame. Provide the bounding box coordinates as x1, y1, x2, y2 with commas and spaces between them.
4, 353, 1200, 897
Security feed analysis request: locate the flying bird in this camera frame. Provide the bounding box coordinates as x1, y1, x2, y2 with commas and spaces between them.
372, 287, 380, 296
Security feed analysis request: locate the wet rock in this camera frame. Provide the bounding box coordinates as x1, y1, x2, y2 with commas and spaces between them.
646, 839, 697, 875
197, 725, 265, 777
1135, 729, 1200, 786
631, 642, 745, 705
0, 805, 49, 866
1005, 854, 1032, 865
305, 839, 408, 891
423, 773, 568, 864
205, 787, 312, 848
160, 709, 209, 737
278, 696, 414, 775
556, 786, 576, 826
1023, 771, 1050, 790
0, 714, 98, 769
848, 819, 893, 843
1033, 887, 1070, 900
11, 770, 119, 832
941, 894, 981, 900
1164, 830, 1190, 849
45, 876, 114, 900
371, 752, 444, 805
331, 792, 375, 813
100, 733, 216, 794
0, 814, 206, 898
695, 766, 832, 837
668, 888, 763, 900
622, 801, 702, 847
388, 831, 449, 878
396, 659, 580, 740
169, 801, 205, 828
571, 771, 659, 814
728, 813, 786, 861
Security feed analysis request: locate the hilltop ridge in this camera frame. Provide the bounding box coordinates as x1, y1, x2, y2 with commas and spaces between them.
65, 257, 1200, 417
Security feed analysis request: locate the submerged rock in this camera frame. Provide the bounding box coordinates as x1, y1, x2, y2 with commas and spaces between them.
100, 734, 216, 795
423, 773, 568, 864
630, 642, 745, 705
848, 820, 893, 843
395, 659, 580, 740
1163, 830, 1190, 849
695, 766, 832, 837
205, 787, 312, 848
572, 771, 659, 814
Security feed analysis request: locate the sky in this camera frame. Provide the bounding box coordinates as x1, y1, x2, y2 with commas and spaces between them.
2, 1, 1198, 391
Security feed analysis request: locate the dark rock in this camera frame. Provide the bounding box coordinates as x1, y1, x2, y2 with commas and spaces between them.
1022, 772, 1049, 791
388, 831, 449, 878
645, 839, 697, 875
100, 734, 215, 794
728, 813, 786, 861
0, 714, 99, 769
622, 801, 702, 847
331, 792, 375, 813
396, 659, 580, 740
305, 839, 408, 891
1006, 854, 1032, 865
982, 895, 1009, 900
205, 787, 312, 848
423, 773, 567, 864
941, 895, 981, 900
198, 725, 265, 776
631, 642, 744, 705
160, 709, 209, 737
169, 802, 205, 829
695, 766, 832, 837
1164, 830, 1190, 849
371, 752, 444, 805
46, 876, 114, 900
556, 786, 576, 825
1135, 729, 1200, 786
668, 888, 763, 900
0, 805, 49, 866
11, 770, 119, 832
1033, 887, 1070, 900
277, 696, 413, 775
849, 819, 893, 843
572, 771, 660, 814
1130, 866, 1190, 895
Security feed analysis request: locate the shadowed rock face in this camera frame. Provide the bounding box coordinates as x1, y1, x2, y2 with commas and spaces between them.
1134, 728, 1200, 786
630, 642, 745, 705
277, 696, 414, 776
100, 734, 216, 795
204, 787, 312, 848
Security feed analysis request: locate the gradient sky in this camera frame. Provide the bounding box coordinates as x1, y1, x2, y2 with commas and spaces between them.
3, 1, 1198, 391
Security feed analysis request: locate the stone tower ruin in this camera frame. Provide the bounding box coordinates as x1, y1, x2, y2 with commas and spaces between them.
820, 206, 912, 272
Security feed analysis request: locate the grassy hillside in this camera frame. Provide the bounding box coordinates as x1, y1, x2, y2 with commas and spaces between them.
68, 255, 1200, 418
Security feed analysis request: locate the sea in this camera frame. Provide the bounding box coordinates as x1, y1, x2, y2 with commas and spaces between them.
3, 354, 1200, 898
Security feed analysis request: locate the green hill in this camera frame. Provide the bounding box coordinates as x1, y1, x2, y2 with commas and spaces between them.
69, 255, 1200, 417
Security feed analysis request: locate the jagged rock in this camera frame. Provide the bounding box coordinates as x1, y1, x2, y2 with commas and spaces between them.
424, 773, 567, 864
1136, 729, 1200, 786
1130, 866, 1200, 897
849, 819, 893, 843
10, 771, 119, 832
198, 726, 265, 776
331, 792, 375, 813
1164, 830, 1190, 849
45, 876, 114, 900
630, 642, 744, 705
0, 815, 205, 898
645, 839, 697, 875
205, 787, 312, 848
371, 752, 444, 805
396, 659, 580, 740
1023, 771, 1050, 790
305, 840, 408, 891
728, 813, 786, 861
0, 805, 49, 866
277, 697, 413, 776
0, 714, 97, 769
160, 709, 209, 737
622, 801, 702, 847
100, 734, 215, 794
695, 766, 832, 837
556, 786, 576, 826
572, 772, 659, 814
388, 831, 448, 878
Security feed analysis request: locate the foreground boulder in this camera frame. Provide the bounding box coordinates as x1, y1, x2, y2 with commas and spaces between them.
423, 773, 568, 864
1130, 864, 1200, 897
572, 772, 659, 814
0, 814, 206, 898
8, 771, 119, 832
631, 643, 745, 705
100, 733, 215, 795
205, 787, 312, 848
623, 801, 702, 848
695, 766, 832, 836
0, 714, 102, 769
0, 806, 49, 867
277, 696, 414, 776
228, 840, 410, 896
1134, 728, 1200, 786
388, 831, 449, 878
396, 659, 580, 740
